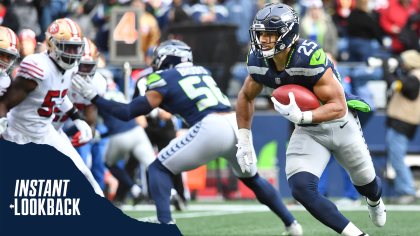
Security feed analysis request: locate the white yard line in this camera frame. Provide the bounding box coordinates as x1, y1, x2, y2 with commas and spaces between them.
122, 204, 420, 213
137, 211, 247, 221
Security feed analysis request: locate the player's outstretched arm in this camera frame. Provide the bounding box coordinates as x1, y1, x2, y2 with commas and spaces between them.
311, 68, 348, 123
72, 74, 163, 121
236, 75, 263, 130
0, 76, 37, 117
92, 90, 163, 121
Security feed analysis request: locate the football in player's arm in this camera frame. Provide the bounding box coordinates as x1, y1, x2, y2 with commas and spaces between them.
236, 3, 385, 236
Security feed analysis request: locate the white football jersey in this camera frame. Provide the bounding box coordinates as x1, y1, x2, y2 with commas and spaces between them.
0, 73, 11, 96
52, 71, 107, 131
7, 52, 78, 138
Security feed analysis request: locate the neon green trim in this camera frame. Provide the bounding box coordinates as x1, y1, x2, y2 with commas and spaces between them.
310, 49, 326, 66
286, 47, 295, 67
347, 100, 371, 112
147, 74, 162, 86
264, 58, 268, 67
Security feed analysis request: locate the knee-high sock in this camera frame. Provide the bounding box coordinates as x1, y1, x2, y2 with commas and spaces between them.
239, 173, 295, 226
106, 164, 135, 188
354, 176, 382, 202
149, 160, 174, 224
289, 172, 349, 233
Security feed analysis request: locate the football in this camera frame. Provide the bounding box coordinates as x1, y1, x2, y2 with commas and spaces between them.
272, 84, 320, 111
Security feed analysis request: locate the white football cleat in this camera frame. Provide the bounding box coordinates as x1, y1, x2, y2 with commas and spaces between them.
366, 197, 386, 227
282, 220, 303, 236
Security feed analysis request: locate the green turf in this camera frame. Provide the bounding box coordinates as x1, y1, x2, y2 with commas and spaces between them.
123, 202, 420, 236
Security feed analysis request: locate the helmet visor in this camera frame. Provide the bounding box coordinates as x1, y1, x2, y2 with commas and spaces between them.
78, 61, 97, 75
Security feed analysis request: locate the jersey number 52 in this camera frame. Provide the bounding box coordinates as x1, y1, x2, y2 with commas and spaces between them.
37, 90, 67, 117
179, 75, 230, 111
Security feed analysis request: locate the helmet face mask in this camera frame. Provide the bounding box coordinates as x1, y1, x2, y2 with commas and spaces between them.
46, 18, 84, 70
151, 40, 192, 72
0, 47, 19, 75
249, 3, 299, 59
51, 38, 84, 68
0, 26, 20, 75
78, 38, 99, 76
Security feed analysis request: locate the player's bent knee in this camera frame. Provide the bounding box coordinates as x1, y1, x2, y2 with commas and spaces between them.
288, 172, 319, 204
347, 161, 376, 186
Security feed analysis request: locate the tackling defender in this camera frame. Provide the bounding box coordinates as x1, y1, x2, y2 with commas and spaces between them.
72, 39, 303, 235
0, 19, 103, 197
236, 3, 385, 236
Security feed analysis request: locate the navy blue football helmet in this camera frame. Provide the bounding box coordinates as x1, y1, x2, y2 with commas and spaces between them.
249, 3, 300, 59
151, 39, 193, 72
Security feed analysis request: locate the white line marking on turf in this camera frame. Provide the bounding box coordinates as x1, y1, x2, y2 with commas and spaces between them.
137, 211, 246, 222
122, 204, 420, 212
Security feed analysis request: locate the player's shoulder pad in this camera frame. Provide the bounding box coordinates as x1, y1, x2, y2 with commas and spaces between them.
0, 73, 11, 96
286, 39, 330, 78
16, 53, 47, 81
147, 71, 168, 90
91, 72, 107, 97
246, 48, 269, 79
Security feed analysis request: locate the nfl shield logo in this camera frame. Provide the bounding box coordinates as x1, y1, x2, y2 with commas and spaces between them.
275, 77, 281, 84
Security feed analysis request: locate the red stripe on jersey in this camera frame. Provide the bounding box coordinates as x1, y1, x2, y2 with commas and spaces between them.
20, 66, 43, 77
21, 62, 44, 72
17, 70, 41, 80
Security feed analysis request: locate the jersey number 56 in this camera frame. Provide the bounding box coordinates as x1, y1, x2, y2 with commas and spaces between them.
179, 75, 230, 111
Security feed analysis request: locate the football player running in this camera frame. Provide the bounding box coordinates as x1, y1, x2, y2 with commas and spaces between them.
0, 26, 19, 133
236, 3, 385, 236
72, 39, 303, 235
0, 19, 104, 197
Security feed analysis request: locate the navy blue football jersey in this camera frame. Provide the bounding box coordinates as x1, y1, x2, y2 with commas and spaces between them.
247, 39, 370, 112
146, 65, 232, 126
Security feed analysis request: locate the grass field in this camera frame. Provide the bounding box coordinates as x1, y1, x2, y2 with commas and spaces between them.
122, 199, 420, 236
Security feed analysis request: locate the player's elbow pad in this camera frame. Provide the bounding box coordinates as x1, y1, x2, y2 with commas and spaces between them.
322, 107, 348, 124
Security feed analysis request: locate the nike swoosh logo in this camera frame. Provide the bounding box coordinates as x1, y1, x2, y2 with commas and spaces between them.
32, 61, 38, 65
316, 53, 321, 61
340, 121, 349, 129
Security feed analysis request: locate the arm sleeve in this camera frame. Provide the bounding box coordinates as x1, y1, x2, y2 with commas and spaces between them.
59, 95, 74, 113
92, 95, 153, 121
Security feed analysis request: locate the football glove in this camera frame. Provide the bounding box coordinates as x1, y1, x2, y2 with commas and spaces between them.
236, 129, 257, 173
271, 92, 312, 124
72, 119, 92, 147
72, 74, 97, 101
0, 117, 7, 135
